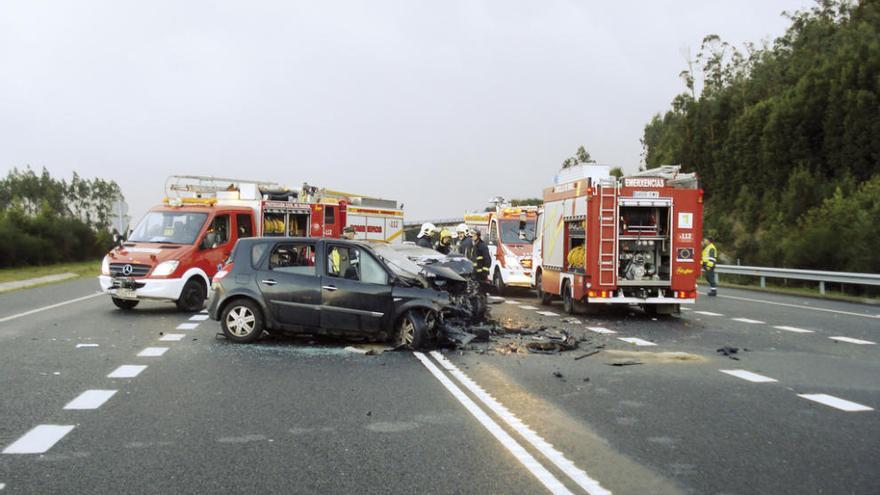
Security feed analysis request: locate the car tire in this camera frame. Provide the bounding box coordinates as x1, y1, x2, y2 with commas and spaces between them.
176, 278, 206, 312
562, 281, 575, 315
221, 299, 264, 343
112, 297, 139, 310
397, 310, 430, 350
493, 270, 506, 296
536, 271, 552, 306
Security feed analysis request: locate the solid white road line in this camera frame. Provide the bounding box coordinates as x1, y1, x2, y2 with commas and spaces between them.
63, 390, 117, 410
694, 311, 724, 316
719, 369, 778, 383
177, 323, 199, 330
0, 293, 103, 323
774, 325, 814, 334
107, 365, 147, 378
618, 337, 656, 347
798, 394, 873, 412
189, 314, 210, 321
429, 351, 611, 495
519, 305, 538, 310
159, 333, 186, 342
413, 352, 575, 495
718, 293, 880, 320
731, 317, 765, 324
536, 311, 559, 317
488, 296, 505, 301
829, 336, 876, 345
75, 343, 100, 348
587, 327, 617, 335
2, 425, 75, 454
680, 307, 692, 311
137, 347, 169, 357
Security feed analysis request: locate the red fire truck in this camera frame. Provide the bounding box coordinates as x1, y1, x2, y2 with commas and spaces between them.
98, 176, 403, 311
535, 165, 702, 314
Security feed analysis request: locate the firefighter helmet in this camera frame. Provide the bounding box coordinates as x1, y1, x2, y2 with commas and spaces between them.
417, 222, 437, 238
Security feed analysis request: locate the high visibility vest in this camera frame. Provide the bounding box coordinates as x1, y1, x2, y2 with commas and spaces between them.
701, 243, 717, 268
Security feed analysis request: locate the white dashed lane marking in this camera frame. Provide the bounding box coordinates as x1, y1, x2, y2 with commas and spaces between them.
536, 311, 559, 317
488, 296, 505, 301
75, 343, 99, 348
680, 307, 692, 311
731, 318, 765, 324
719, 369, 778, 383
63, 390, 117, 410
694, 311, 723, 316
798, 394, 874, 412
137, 347, 169, 357
518, 305, 538, 310
504, 300, 519, 305
159, 333, 186, 342
189, 314, 210, 321
199, 309, 208, 314
177, 323, 199, 330
413, 353, 576, 495
2, 425, 75, 454
107, 365, 147, 378
587, 327, 617, 335
774, 326, 814, 334
717, 293, 880, 320
428, 351, 611, 495
829, 336, 875, 345
618, 337, 656, 347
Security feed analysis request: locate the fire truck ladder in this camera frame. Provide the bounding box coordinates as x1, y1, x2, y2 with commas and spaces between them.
597, 180, 617, 286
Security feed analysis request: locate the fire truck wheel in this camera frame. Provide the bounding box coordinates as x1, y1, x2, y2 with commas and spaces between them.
176, 278, 207, 312
562, 281, 576, 315
112, 298, 139, 310
396, 310, 430, 350
493, 270, 506, 296
535, 271, 552, 306
221, 298, 264, 343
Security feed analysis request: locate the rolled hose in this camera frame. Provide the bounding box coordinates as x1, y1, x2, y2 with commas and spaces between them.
567, 245, 586, 268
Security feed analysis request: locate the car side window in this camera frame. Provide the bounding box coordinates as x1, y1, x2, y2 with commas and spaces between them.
359, 250, 388, 285
236, 214, 253, 238
489, 221, 498, 243
269, 243, 316, 276
326, 246, 387, 285
251, 243, 269, 269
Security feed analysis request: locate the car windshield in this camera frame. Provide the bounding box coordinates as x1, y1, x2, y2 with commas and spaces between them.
499, 219, 536, 244
128, 211, 208, 244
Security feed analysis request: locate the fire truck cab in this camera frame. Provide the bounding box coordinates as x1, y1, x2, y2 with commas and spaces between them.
465, 203, 538, 294
536, 165, 702, 314
99, 176, 404, 312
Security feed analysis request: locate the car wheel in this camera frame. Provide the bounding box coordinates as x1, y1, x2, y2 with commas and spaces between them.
562, 281, 575, 315
536, 271, 552, 306
112, 297, 139, 310
176, 278, 206, 312
396, 310, 430, 350
493, 270, 506, 296
221, 299, 264, 343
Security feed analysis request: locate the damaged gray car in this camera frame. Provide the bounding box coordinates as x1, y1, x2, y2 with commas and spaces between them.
207, 238, 487, 349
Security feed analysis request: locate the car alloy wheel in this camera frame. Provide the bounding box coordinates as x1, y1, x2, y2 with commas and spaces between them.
225, 306, 256, 337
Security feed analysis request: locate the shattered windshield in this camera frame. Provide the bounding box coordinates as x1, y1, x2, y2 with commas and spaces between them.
129, 211, 207, 244
370, 243, 430, 280
499, 219, 536, 244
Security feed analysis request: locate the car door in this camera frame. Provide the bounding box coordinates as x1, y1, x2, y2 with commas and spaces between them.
256, 241, 322, 328
320, 243, 393, 334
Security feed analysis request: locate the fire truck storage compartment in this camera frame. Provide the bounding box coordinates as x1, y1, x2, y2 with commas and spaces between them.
566, 219, 586, 273
617, 198, 672, 286
262, 202, 311, 237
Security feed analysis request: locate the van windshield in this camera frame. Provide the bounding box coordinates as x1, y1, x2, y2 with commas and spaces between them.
499, 219, 536, 244
128, 211, 208, 244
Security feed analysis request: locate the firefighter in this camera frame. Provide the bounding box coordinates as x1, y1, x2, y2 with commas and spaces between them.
416, 222, 437, 249
453, 223, 469, 252
435, 229, 454, 254
467, 228, 491, 285
458, 224, 473, 255
341, 225, 357, 240
701, 236, 718, 296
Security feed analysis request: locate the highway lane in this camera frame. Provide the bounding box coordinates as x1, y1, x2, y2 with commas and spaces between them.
0, 279, 877, 494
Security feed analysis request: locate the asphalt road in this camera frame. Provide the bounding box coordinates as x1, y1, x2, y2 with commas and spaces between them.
0, 279, 877, 494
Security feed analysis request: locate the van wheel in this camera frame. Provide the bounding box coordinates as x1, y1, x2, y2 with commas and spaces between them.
176, 278, 206, 312
535, 271, 552, 306
562, 281, 576, 315
493, 270, 506, 296
221, 299, 264, 343
396, 310, 430, 350
112, 298, 139, 310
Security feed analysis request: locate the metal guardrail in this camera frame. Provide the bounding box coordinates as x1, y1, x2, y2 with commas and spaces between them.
715, 264, 880, 294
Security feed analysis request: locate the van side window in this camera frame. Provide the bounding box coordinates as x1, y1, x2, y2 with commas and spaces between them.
236, 214, 253, 238
205, 215, 230, 247
269, 244, 316, 276
324, 206, 336, 225
489, 222, 498, 243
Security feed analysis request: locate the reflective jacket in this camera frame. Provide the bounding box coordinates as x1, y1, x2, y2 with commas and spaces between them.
701, 243, 717, 269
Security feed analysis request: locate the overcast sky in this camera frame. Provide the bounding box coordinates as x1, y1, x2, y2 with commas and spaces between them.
0, 0, 814, 222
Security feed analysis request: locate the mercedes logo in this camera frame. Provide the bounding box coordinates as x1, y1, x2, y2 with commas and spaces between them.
121, 264, 134, 276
